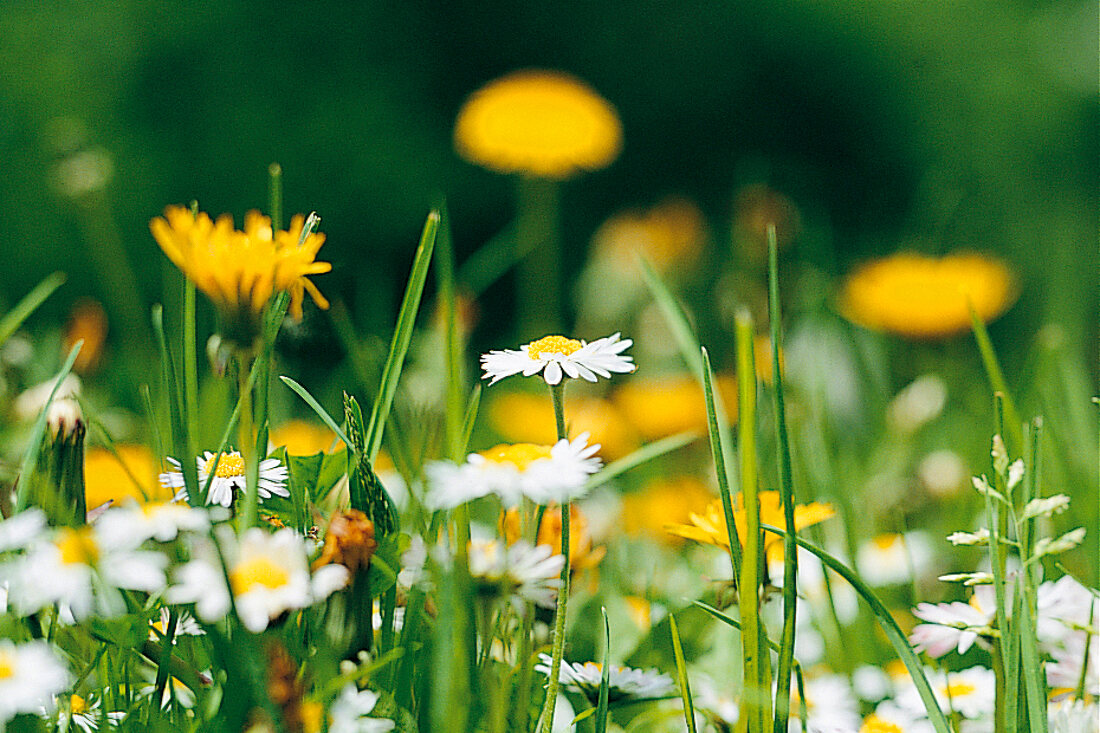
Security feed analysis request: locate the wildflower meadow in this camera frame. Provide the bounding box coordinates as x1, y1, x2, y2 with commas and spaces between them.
0, 7, 1096, 733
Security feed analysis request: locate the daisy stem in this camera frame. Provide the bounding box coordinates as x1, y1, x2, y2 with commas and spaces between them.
539, 381, 571, 733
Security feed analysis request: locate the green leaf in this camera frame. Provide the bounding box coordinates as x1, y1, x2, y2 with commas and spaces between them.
669, 614, 698, 733
0, 272, 65, 349
365, 210, 439, 462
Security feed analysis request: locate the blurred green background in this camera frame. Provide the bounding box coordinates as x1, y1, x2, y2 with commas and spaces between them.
0, 1, 1095, 364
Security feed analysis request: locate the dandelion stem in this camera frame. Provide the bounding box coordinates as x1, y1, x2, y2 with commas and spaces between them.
539, 381, 571, 733
237, 350, 257, 528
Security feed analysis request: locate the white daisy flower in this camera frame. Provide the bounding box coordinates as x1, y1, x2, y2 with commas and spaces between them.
785, 674, 861, 733
94, 501, 212, 548
863, 702, 936, 733
691, 673, 739, 727
59, 693, 126, 733
148, 606, 205, 642
328, 684, 396, 733
0, 524, 167, 620
467, 539, 564, 610
909, 584, 997, 657
1048, 698, 1099, 733
480, 332, 634, 386
0, 639, 70, 725
1037, 575, 1099, 647
897, 666, 995, 721
1047, 632, 1099, 696
536, 652, 674, 704
424, 433, 602, 509
160, 450, 289, 508
0, 509, 48, 552
167, 527, 348, 633
856, 532, 934, 587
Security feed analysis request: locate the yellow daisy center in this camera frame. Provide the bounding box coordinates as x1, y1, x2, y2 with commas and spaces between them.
0, 650, 14, 679
70, 695, 88, 715
230, 556, 291, 595
943, 680, 976, 698
203, 452, 246, 478
872, 533, 902, 550
527, 335, 582, 360
479, 443, 554, 470
860, 715, 903, 733
56, 527, 100, 566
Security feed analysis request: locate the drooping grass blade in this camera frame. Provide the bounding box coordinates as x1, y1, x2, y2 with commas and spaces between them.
0, 272, 65, 349
670, 613, 698, 733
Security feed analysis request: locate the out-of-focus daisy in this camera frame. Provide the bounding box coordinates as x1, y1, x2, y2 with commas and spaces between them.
94, 501, 211, 547
481, 333, 634, 386
887, 375, 947, 434
838, 251, 1015, 339
320, 684, 396, 733
161, 450, 289, 508
1, 522, 167, 619
861, 702, 935, 733
148, 606, 205, 642
692, 673, 739, 728
909, 584, 997, 657
666, 491, 835, 565
1037, 575, 1099, 647
84, 445, 171, 511
424, 433, 601, 509
168, 528, 348, 633
1047, 698, 1099, 733
1047, 633, 1099, 696
612, 373, 737, 440
917, 450, 969, 497
856, 532, 934, 587
13, 373, 81, 422
150, 207, 330, 345
454, 70, 621, 180
536, 653, 674, 704
786, 674, 861, 733
467, 539, 564, 610
0, 639, 70, 725
59, 693, 126, 733
897, 666, 995, 722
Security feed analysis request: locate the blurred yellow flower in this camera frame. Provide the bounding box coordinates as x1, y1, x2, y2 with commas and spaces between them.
620, 477, 715, 544
487, 391, 639, 460
501, 503, 605, 573
64, 298, 108, 374
612, 374, 737, 441
84, 445, 170, 510
454, 70, 622, 179
592, 197, 707, 273
839, 252, 1016, 339
270, 420, 345, 455
150, 206, 330, 345
666, 491, 835, 563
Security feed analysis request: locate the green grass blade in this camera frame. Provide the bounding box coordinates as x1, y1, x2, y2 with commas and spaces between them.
182, 280, 200, 460
640, 258, 737, 484
151, 305, 200, 508
595, 607, 611, 733
456, 223, 517, 296
459, 384, 482, 456
583, 431, 696, 493
0, 272, 65, 349
759, 525, 953, 733
1016, 577, 1048, 733
969, 305, 1024, 451
365, 210, 439, 462
735, 311, 772, 733
669, 614, 698, 733
767, 224, 799, 733
701, 347, 742, 586
14, 341, 83, 512
279, 376, 354, 448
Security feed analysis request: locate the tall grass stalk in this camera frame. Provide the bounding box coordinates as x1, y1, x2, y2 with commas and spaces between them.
735, 310, 772, 732
701, 347, 742, 587
766, 224, 800, 733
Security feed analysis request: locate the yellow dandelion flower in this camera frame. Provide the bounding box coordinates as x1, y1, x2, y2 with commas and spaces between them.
487, 391, 639, 460
454, 69, 622, 180
620, 477, 715, 544
83, 445, 170, 511
270, 420, 345, 455
666, 491, 835, 563
838, 252, 1016, 339
613, 373, 737, 441
150, 206, 330, 346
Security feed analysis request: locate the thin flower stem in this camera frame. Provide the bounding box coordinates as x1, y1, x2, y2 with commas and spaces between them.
539, 382, 571, 733
237, 351, 258, 528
